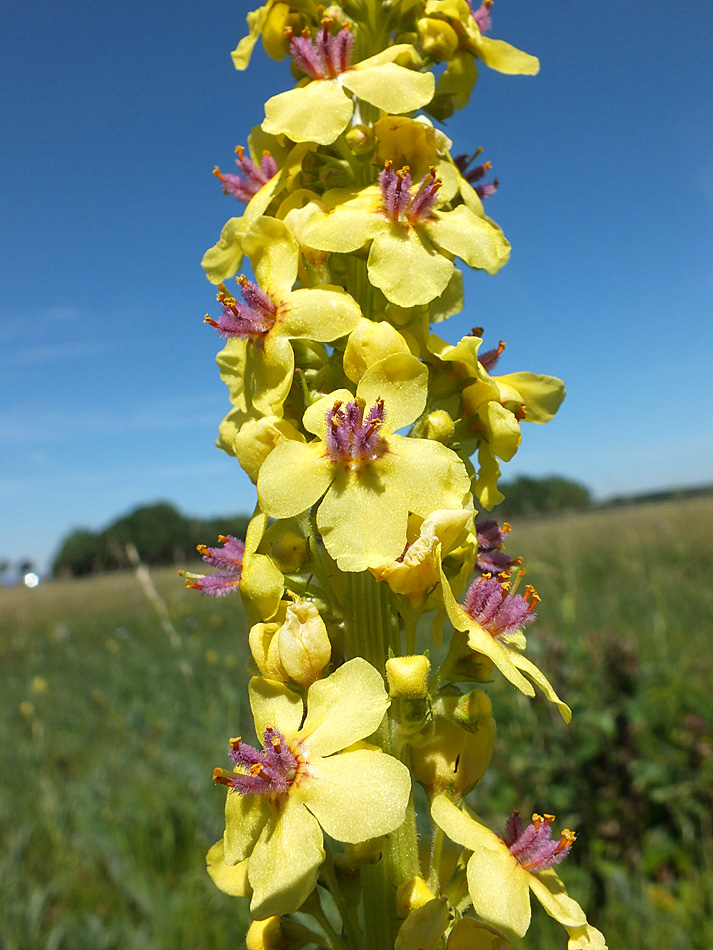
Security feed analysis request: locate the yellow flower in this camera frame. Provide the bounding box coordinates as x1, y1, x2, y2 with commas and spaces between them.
209, 215, 361, 419
428, 332, 565, 509
262, 23, 434, 146
370, 508, 473, 606
202, 139, 310, 285
240, 510, 285, 622
257, 352, 471, 572
215, 658, 411, 918
440, 564, 571, 721
431, 796, 607, 949
396, 899, 511, 950
231, 2, 312, 70
302, 164, 510, 308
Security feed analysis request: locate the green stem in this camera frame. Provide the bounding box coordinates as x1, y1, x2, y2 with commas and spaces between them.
322, 843, 362, 950
428, 823, 445, 894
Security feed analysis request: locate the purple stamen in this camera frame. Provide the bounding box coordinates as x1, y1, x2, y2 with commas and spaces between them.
289, 20, 354, 80
325, 398, 387, 464
504, 812, 576, 872
471, 0, 493, 34
221, 727, 300, 796
475, 519, 516, 574
379, 163, 442, 225
213, 146, 278, 203
204, 278, 277, 340
182, 534, 244, 597
453, 150, 498, 200
462, 574, 538, 638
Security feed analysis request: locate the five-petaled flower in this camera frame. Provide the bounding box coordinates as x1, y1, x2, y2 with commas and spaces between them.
257, 351, 471, 572
215, 658, 411, 918
208, 215, 361, 419
432, 795, 608, 948
302, 162, 510, 307
261, 19, 435, 146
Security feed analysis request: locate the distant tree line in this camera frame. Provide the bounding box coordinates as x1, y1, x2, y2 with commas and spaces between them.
52, 502, 249, 578
495, 475, 592, 519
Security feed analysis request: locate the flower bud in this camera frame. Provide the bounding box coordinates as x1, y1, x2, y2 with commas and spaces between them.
278, 599, 332, 688
344, 836, 385, 866
396, 875, 437, 917
249, 619, 287, 682
246, 917, 288, 950
345, 124, 375, 155
386, 655, 430, 699
410, 696, 496, 797
423, 409, 455, 444
270, 531, 308, 574
417, 17, 459, 61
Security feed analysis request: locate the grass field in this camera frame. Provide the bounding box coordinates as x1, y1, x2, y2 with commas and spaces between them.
2, 496, 712, 949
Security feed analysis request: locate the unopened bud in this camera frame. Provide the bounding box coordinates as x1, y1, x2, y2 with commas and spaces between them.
270, 531, 309, 573
345, 124, 375, 155
246, 916, 288, 950
417, 16, 459, 60
410, 697, 496, 797
249, 619, 287, 682
344, 836, 384, 866
278, 599, 331, 688
423, 409, 455, 444
396, 875, 436, 917
386, 655, 430, 698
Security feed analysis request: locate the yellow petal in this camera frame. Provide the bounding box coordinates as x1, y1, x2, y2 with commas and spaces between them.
528, 872, 588, 929
474, 35, 540, 76
447, 917, 512, 950
396, 899, 450, 950
302, 389, 356, 439
263, 80, 353, 145
303, 748, 410, 842
300, 657, 389, 757
496, 371, 565, 424
224, 790, 269, 864
317, 467, 411, 571
509, 652, 572, 723
427, 206, 511, 275
383, 436, 471, 518
206, 839, 251, 897
357, 353, 428, 432
343, 318, 412, 384
243, 216, 298, 296
465, 841, 532, 939
248, 796, 325, 918
248, 675, 304, 739
201, 217, 245, 284
281, 287, 362, 341
231, 5, 268, 70
248, 331, 294, 417
368, 226, 453, 307
258, 440, 334, 519
343, 62, 435, 115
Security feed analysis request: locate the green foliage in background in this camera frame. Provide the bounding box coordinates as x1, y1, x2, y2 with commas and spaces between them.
51, 502, 249, 578
2, 495, 712, 950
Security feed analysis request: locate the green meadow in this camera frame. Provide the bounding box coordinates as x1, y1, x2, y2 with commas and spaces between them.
2, 496, 712, 950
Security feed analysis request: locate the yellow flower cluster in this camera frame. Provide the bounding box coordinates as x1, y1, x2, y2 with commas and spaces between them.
193, 2, 607, 948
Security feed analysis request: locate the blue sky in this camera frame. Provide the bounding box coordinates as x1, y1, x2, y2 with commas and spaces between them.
2, 0, 712, 572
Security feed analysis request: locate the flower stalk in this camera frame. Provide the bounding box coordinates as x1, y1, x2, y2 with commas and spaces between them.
192, 2, 609, 948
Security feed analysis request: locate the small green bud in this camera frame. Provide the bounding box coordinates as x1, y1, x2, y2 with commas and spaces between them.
423, 409, 455, 444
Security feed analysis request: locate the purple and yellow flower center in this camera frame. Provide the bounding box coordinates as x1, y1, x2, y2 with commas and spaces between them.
325, 397, 387, 465
504, 811, 576, 872
204, 276, 277, 340
288, 18, 354, 80
379, 161, 443, 226
181, 534, 244, 597
213, 725, 303, 797
213, 145, 278, 203
463, 572, 539, 638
